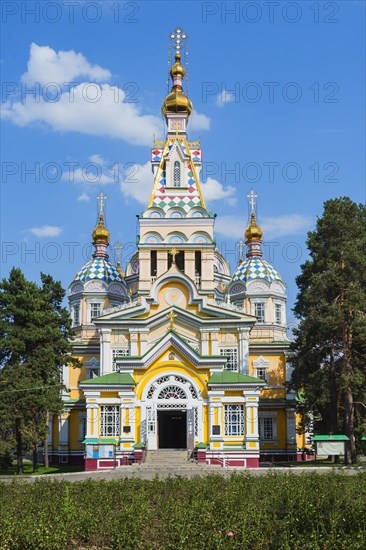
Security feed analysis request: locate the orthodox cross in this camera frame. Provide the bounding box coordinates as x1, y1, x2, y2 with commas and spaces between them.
96, 191, 108, 215
169, 26, 188, 55
247, 190, 257, 214
169, 247, 179, 265
167, 310, 177, 331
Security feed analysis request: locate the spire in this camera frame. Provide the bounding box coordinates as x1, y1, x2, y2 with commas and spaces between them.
92, 192, 110, 258
162, 27, 192, 122
245, 190, 263, 258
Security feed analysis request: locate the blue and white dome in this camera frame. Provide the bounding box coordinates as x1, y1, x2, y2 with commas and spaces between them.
232, 256, 282, 283
73, 257, 124, 284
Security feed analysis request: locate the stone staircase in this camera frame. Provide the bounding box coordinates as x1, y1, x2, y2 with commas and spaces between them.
130, 449, 223, 473
145, 450, 189, 466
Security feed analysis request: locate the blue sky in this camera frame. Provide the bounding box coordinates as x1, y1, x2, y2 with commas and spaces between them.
1, 0, 365, 326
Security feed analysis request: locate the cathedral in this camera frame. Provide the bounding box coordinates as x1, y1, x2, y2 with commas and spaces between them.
51, 28, 306, 470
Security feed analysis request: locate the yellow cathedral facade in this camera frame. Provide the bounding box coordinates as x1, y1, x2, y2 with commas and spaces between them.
51, 28, 306, 470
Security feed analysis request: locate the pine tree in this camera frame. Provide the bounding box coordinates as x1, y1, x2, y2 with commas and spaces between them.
0, 268, 78, 473
291, 197, 366, 463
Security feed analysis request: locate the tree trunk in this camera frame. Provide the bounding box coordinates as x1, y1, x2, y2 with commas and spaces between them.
15, 419, 24, 474
328, 350, 338, 434
342, 322, 357, 464
32, 443, 38, 472
44, 410, 49, 469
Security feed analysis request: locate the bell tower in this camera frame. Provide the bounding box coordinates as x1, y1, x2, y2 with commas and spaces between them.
135, 27, 216, 296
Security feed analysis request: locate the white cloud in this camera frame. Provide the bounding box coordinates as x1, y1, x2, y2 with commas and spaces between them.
30, 225, 62, 237
215, 214, 313, 240
201, 177, 236, 203
190, 110, 210, 131
63, 162, 117, 185
22, 43, 111, 85
261, 214, 314, 238
2, 82, 162, 146
216, 90, 235, 108
2, 44, 162, 146
120, 161, 152, 204
88, 153, 105, 165
77, 192, 90, 202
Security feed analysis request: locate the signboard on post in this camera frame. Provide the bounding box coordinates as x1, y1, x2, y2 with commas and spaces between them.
313, 435, 349, 457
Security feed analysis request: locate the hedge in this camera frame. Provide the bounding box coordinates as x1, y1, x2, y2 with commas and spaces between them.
0, 472, 365, 549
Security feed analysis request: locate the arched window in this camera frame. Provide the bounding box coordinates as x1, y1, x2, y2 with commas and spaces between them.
173, 161, 181, 187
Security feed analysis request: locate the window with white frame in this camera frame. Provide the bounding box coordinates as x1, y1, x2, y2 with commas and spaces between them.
220, 348, 238, 371
100, 405, 120, 437
275, 303, 282, 324
256, 367, 267, 381
72, 303, 80, 326
259, 414, 277, 442
86, 357, 100, 379
89, 302, 102, 323
173, 160, 181, 187
254, 302, 265, 323
224, 404, 244, 436
253, 356, 270, 382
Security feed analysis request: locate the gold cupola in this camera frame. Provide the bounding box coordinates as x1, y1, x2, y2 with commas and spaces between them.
245, 212, 263, 243
92, 213, 110, 244
162, 29, 193, 120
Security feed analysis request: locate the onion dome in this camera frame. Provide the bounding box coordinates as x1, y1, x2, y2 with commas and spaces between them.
232, 256, 282, 284
73, 257, 124, 284
162, 52, 193, 119
92, 213, 110, 245
245, 212, 263, 242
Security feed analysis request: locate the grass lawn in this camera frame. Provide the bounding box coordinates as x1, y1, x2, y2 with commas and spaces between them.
0, 459, 83, 476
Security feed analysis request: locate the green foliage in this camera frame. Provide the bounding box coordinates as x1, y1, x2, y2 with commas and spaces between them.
290, 197, 366, 461
0, 473, 365, 549
0, 268, 80, 472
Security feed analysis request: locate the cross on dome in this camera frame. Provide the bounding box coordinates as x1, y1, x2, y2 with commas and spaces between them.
96, 192, 108, 215
247, 190, 258, 214
169, 26, 188, 54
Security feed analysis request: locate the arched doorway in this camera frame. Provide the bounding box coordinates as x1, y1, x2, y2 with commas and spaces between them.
141, 374, 202, 450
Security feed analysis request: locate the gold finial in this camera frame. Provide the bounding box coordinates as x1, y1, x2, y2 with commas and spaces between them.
92, 193, 110, 245
167, 310, 177, 331
245, 190, 263, 243
162, 26, 192, 121
169, 247, 179, 265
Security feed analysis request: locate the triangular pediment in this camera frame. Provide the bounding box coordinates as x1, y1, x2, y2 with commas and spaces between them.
114, 331, 226, 370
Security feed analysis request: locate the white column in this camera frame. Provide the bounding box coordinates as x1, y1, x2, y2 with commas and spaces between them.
129, 330, 139, 356
58, 412, 69, 451
244, 392, 260, 450
200, 329, 209, 355
210, 329, 219, 355
86, 399, 99, 438
100, 328, 112, 375
139, 329, 149, 355
238, 328, 250, 375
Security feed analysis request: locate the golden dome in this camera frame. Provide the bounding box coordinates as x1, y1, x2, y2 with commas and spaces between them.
162, 52, 192, 119
245, 212, 263, 242
162, 90, 193, 118
170, 52, 186, 78
92, 214, 110, 244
